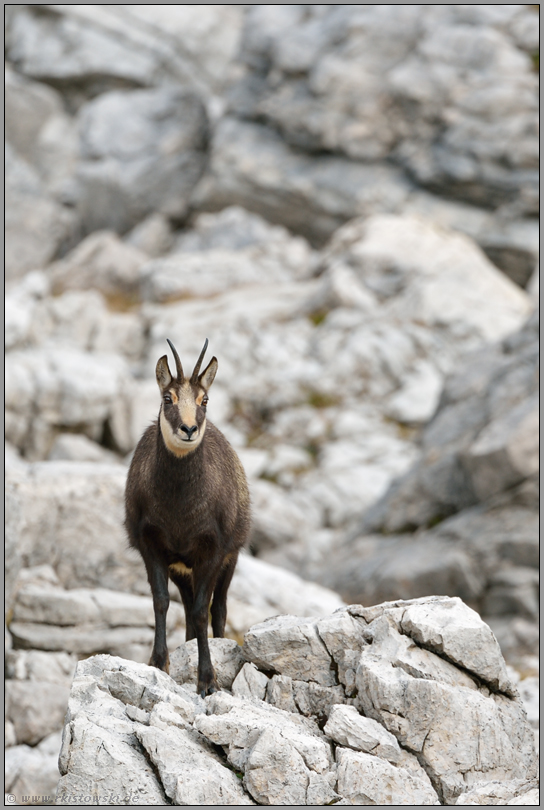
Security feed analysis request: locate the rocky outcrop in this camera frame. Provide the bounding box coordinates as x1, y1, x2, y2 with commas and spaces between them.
56, 597, 538, 805
4, 5, 539, 803
231, 5, 538, 213
319, 310, 538, 665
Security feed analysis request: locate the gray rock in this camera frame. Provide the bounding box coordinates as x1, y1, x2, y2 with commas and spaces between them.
5, 463, 146, 594
291, 681, 347, 721
5, 680, 71, 745
6, 650, 77, 685
196, 691, 331, 769
55, 599, 537, 806
361, 309, 538, 534
12, 583, 183, 631
266, 674, 299, 714
175, 205, 312, 258
137, 724, 255, 805
401, 191, 539, 289
49, 231, 147, 299
5, 67, 63, 164
463, 395, 539, 501
336, 747, 440, 805
232, 662, 269, 702
482, 568, 539, 621
76, 88, 207, 234
5, 143, 76, 282
125, 213, 174, 258
5, 732, 62, 803
5, 483, 22, 614
6, 5, 244, 102
169, 638, 245, 691
6, 349, 134, 459
455, 779, 539, 806
517, 677, 539, 729
322, 533, 484, 609
243, 614, 338, 687
57, 712, 167, 805
193, 116, 411, 245
140, 245, 306, 304
324, 705, 401, 763
354, 599, 537, 804
233, 5, 538, 214
48, 434, 121, 464
399, 597, 514, 694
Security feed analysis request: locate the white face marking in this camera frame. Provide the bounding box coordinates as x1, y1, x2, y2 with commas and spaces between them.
159, 410, 206, 457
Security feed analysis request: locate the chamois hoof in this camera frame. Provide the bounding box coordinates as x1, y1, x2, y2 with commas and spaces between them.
198, 680, 219, 699
149, 653, 170, 674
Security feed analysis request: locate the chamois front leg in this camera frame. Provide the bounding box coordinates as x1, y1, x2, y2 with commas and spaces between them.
143, 552, 171, 674
211, 552, 238, 639
191, 562, 221, 698
170, 570, 196, 641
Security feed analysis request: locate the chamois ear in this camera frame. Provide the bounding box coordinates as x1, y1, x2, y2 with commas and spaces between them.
199, 357, 218, 390
156, 355, 173, 391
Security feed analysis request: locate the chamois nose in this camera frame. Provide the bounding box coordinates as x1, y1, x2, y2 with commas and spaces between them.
180, 424, 198, 440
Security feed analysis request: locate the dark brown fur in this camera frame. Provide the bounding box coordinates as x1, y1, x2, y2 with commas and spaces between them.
125, 354, 250, 696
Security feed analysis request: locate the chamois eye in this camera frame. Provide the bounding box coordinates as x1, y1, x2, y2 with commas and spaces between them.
201, 396, 209, 407
163, 395, 172, 405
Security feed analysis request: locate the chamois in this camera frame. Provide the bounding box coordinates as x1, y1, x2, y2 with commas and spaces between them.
125, 338, 250, 697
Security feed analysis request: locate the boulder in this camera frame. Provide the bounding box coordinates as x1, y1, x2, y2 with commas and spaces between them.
5, 66, 80, 207
361, 309, 538, 533
192, 116, 412, 245
5, 143, 77, 282
232, 5, 538, 213
5, 681, 71, 746
76, 88, 208, 234
56, 597, 537, 805
6, 4, 244, 102
48, 231, 147, 300
5, 732, 62, 803
5, 350, 134, 459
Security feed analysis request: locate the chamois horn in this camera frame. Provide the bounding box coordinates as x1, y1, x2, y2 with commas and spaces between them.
166, 339, 184, 381
191, 338, 209, 382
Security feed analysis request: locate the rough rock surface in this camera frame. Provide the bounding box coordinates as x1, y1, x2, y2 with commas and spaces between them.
76, 87, 208, 234
4, 6, 539, 803
319, 308, 538, 663
57, 597, 537, 805
231, 5, 538, 213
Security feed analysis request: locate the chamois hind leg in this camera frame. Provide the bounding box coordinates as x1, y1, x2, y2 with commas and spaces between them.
140, 542, 171, 673
211, 552, 238, 639
169, 570, 196, 641
191, 557, 223, 698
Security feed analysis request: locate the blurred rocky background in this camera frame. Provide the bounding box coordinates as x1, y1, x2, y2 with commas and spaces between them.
5, 4, 539, 804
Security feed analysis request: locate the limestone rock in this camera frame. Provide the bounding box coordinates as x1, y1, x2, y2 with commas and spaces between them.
5, 143, 76, 282
336, 747, 440, 805
324, 705, 401, 763
5, 732, 63, 803
192, 116, 411, 246
76, 88, 208, 234
243, 615, 338, 687
233, 5, 538, 213
354, 599, 537, 804
455, 779, 539, 806
49, 231, 147, 299
232, 663, 269, 702
169, 638, 245, 691
55, 598, 537, 806
6, 5, 244, 101
5, 681, 71, 745
136, 724, 254, 805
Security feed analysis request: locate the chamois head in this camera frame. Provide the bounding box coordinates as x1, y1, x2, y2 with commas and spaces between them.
156, 338, 218, 457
